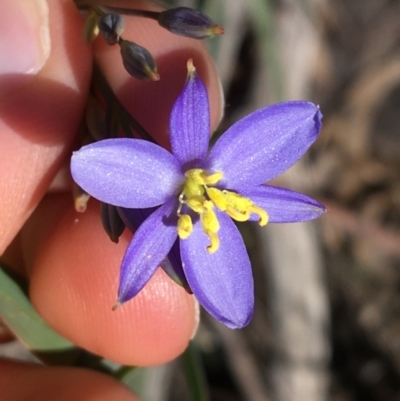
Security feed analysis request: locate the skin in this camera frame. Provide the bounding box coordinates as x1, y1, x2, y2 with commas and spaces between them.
0, 0, 223, 399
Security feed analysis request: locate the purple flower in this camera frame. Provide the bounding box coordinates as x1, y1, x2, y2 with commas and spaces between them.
71, 61, 325, 328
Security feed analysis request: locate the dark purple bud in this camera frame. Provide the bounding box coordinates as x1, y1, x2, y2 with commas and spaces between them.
158, 7, 224, 39
119, 39, 159, 81
101, 203, 126, 243
98, 13, 125, 45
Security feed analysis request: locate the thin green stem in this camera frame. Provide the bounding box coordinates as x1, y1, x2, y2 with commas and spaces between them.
182, 341, 210, 401
75, 2, 160, 20
98, 7, 160, 20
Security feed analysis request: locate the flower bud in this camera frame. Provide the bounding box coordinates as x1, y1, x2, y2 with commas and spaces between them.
119, 39, 159, 81
98, 13, 125, 45
158, 7, 224, 39
101, 203, 126, 243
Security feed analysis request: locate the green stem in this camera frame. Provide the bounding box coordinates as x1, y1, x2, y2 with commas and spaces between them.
74, 1, 160, 20
182, 341, 210, 401
99, 7, 160, 20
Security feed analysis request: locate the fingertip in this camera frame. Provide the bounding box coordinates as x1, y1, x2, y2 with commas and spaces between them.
24, 195, 196, 366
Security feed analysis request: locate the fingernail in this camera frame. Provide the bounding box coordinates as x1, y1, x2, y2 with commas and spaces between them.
0, 0, 50, 75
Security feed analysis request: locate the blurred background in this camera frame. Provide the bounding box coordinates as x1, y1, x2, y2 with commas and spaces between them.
2, 0, 400, 400
159, 0, 400, 400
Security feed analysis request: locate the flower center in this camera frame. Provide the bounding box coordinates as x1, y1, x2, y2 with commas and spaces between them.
177, 168, 268, 253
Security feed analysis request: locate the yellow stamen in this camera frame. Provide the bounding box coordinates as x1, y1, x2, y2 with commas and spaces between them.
203, 171, 223, 185
186, 195, 207, 213
177, 214, 193, 239
185, 169, 223, 186
205, 231, 219, 253
178, 167, 267, 253
201, 202, 220, 233
200, 202, 220, 253
249, 205, 269, 226
226, 206, 250, 222
206, 187, 227, 210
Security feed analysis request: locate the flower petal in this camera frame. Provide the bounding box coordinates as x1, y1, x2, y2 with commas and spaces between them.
169, 62, 210, 168
241, 185, 326, 223
160, 241, 191, 293
180, 210, 254, 328
207, 101, 322, 189
71, 138, 183, 208
117, 199, 178, 304
118, 207, 189, 291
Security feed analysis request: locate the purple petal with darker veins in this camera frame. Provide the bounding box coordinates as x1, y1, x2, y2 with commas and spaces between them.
169, 66, 210, 168
241, 185, 326, 223
207, 101, 322, 190
180, 210, 254, 328
118, 207, 189, 290
71, 138, 183, 208
117, 199, 178, 304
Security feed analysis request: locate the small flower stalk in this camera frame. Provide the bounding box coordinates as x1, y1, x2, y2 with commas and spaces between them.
71, 60, 325, 329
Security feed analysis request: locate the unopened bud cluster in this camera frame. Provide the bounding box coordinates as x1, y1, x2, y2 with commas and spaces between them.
82, 5, 223, 81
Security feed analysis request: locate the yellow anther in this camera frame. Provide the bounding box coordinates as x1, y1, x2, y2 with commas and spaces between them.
177, 214, 193, 239
202, 200, 214, 211
201, 204, 220, 233
185, 169, 223, 186
206, 231, 219, 253
226, 206, 250, 222
223, 191, 253, 210
206, 187, 227, 211
203, 171, 223, 185
186, 196, 207, 213
249, 205, 269, 226
199, 203, 220, 252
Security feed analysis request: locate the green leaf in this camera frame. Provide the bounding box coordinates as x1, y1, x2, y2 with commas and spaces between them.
0, 265, 78, 365
117, 366, 148, 398
182, 341, 210, 401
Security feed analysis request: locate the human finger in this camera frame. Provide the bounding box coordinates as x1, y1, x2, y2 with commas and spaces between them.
0, 0, 92, 254
0, 359, 140, 401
